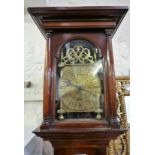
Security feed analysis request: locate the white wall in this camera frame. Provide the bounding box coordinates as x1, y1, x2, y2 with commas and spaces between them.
24, 0, 130, 148
24, 22, 45, 146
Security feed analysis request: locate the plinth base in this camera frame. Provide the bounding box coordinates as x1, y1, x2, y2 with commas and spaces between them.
33, 127, 127, 155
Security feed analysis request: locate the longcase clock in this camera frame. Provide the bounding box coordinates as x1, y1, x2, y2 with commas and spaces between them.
28, 6, 128, 155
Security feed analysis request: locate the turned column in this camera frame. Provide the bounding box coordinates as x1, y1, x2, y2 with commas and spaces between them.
105, 30, 120, 128
41, 33, 56, 129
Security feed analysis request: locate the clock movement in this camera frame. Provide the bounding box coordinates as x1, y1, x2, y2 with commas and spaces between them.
28, 6, 128, 155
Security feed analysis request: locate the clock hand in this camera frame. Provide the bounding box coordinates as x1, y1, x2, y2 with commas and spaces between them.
62, 80, 84, 100
63, 80, 80, 89
63, 80, 99, 97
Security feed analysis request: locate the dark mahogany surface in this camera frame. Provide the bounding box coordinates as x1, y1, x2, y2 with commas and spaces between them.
28, 6, 128, 38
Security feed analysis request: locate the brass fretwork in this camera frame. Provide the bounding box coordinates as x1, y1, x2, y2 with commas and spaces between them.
59, 45, 96, 67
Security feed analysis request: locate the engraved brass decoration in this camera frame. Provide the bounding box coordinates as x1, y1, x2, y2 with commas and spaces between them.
58, 65, 102, 120
107, 76, 130, 155
57, 41, 103, 120
59, 45, 96, 67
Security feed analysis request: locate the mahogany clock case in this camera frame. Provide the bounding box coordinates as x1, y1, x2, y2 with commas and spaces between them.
28, 6, 128, 130
41, 31, 110, 129
27, 7, 129, 155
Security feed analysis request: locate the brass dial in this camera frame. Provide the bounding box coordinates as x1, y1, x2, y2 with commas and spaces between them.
58, 65, 102, 119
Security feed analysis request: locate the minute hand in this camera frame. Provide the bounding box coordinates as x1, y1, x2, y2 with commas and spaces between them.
63, 80, 81, 89
63, 80, 99, 96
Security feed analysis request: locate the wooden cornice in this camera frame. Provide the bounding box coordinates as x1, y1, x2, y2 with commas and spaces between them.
28, 6, 128, 38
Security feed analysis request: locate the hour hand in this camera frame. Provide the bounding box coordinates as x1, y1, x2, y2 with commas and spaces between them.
79, 87, 92, 93
62, 80, 79, 89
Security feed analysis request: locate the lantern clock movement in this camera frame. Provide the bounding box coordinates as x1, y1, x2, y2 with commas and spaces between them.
28, 6, 128, 155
